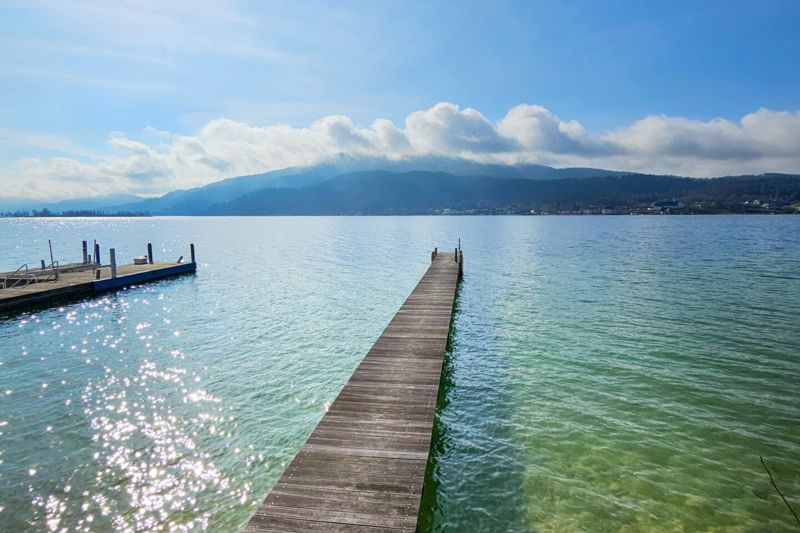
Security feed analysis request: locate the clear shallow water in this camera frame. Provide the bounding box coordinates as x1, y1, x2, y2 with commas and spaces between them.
0, 216, 798, 532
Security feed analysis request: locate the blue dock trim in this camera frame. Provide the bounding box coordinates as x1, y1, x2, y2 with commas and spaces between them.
92, 262, 196, 292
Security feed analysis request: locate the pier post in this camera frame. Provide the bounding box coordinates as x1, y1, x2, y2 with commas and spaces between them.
94, 244, 100, 265
459, 250, 463, 277
454, 248, 458, 262
434, 247, 438, 258
95, 270, 101, 280
82, 241, 88, 264
40, 259, 46, 269
147, 243, 153, 264
190, 243, 195, 263
110, 248, 117, 279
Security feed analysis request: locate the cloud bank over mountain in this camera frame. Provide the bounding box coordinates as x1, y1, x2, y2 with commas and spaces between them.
3, 102, 800, 200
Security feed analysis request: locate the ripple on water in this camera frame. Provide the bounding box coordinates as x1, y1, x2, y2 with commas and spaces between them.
1, 216, 799, 532
423, 215, 800, 532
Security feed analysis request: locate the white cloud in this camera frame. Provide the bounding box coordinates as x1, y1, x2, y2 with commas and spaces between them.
405, 102, 513, 154
0, 127, 97, 158
497, 104, 602, 155
13, 0, 289, 64
3, 103, 800, 200
7, 65, 171, 93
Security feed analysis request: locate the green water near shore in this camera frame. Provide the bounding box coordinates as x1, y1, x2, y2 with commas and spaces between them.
0, 216, 798, 531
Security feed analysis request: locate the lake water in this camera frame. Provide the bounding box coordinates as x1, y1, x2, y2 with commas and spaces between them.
0, 216, 798, 532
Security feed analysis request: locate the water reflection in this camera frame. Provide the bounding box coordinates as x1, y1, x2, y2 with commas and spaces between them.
1, 216, 798, 532
79, 356, 248, 532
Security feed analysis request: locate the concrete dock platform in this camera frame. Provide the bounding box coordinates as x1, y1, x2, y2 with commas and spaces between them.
0, 258, 196, 314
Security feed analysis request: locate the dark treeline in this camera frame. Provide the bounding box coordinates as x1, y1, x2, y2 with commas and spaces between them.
4, 172, 799, 217
1, 208, 151, 218
204, 172, 800, 215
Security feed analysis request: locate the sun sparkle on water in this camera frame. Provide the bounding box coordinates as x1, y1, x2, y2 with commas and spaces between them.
1, 216, 798, 532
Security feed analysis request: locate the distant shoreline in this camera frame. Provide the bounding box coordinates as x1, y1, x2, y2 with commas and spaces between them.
0, 212, 151, 218
2, 211, 797, 218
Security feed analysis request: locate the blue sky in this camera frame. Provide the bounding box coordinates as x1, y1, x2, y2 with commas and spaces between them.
1, 0, 799, 199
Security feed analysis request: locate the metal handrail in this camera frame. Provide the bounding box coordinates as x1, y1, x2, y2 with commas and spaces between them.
40, 260, 60, 282
1, 260, 62, 289
2, 263, 35, 289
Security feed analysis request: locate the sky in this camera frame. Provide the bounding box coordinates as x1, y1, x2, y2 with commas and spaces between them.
1, 0, 799, 200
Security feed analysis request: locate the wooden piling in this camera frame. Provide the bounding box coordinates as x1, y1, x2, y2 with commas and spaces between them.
110, 248, 117, 279
82, 241, 88, 264
147, 243, 154, 264
94, 243, 100, 265
245, 249, 461, 533
190, 243, 196, 263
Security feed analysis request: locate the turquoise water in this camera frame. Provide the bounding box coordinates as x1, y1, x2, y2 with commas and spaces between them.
0, 216, 798, 532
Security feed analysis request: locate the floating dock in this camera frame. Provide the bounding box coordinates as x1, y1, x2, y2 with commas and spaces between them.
245, 247, 463, 532
0, 242, 197, 314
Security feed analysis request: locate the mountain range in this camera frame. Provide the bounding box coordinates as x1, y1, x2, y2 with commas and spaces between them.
108, 156, 632, 215
3, 156, 799, 215
0, 194, 145, 214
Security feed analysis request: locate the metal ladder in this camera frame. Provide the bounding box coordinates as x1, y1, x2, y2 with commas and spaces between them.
1, 264, 35, 289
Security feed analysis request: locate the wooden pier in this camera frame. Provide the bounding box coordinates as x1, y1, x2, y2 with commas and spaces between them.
245, 247, 463, 532
0, 242, 197, 314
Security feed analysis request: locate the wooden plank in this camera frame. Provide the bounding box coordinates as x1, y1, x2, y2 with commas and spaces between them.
251, 505, 417, 530
244, 250, 461, 532
247, 513, 413, 533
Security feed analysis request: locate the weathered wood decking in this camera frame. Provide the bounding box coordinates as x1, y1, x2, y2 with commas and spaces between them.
245, 249, 462, 532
